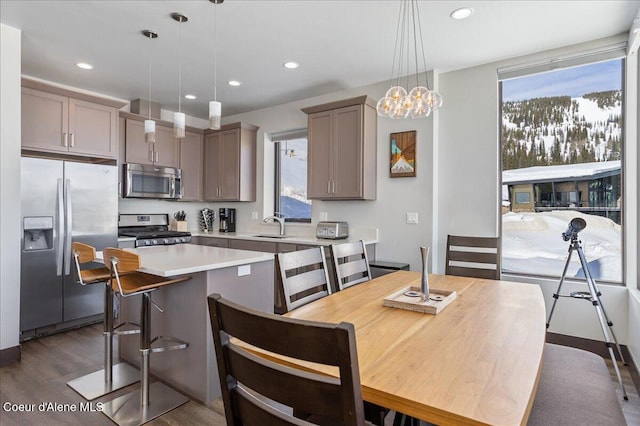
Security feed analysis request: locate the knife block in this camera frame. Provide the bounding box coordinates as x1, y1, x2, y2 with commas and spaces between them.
170, 220, 188, 232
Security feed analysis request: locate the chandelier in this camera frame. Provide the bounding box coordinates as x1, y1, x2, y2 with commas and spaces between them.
377, 0, 442, 119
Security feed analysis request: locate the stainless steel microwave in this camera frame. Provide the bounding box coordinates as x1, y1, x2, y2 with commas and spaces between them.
122, 163, 182, 199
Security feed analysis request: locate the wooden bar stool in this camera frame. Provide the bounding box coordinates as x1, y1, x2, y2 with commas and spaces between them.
66, 242, 140, 400
100, 248, 191, 426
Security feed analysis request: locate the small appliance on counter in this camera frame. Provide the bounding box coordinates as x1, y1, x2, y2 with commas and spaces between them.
316, 221, 349, 239
118, 214, 191, 247
199, 208, 216, 233
219, 208, 236, 233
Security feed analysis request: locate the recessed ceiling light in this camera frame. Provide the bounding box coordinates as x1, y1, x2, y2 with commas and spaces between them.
76, 62, 94, 70
184, 94, 197, 100
228, 80, 241, 86
450, 7, 474, 20
283, 61, 299, 69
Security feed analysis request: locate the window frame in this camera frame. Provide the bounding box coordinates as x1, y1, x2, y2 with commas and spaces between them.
273, 138, 311, 223
498, 55, 626, 285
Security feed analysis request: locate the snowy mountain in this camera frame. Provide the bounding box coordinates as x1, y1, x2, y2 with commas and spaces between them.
391, 156, 414, 173
502, 91, 622, 170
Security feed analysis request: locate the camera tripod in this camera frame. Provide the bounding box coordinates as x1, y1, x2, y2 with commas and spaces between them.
546, 234, 628, 400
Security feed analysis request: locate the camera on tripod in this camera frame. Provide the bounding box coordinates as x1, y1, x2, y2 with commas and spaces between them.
561, 217, 587, 241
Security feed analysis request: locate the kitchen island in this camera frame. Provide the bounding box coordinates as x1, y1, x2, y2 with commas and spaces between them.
115, 244, 274, 404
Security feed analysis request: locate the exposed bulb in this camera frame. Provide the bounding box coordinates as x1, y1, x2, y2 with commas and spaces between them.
410, 99, 431, 118
425, 90, 443, 111
173, 112, 186, 138
144, 119, 156, 143
209, 101, 221, 130
385, 85, 407, 102
376, 96, 393, 117
409, 86, 429, 102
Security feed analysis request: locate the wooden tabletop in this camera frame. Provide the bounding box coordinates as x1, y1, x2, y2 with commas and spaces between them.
282, 271, 546, 426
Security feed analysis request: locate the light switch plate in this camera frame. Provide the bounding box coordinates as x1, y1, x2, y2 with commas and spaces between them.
406, 212, 419, 224
319, 212, 328, 221
238, 265, 251, 276
251, 211, 258, 220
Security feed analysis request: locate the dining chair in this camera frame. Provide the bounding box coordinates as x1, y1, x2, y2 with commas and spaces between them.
207, 293, 367, 425
330, 240, 372, 291
66, 242, 140, 400
100, 248, 191, 425
277, 246, 332, 313
445, 235, 501, 280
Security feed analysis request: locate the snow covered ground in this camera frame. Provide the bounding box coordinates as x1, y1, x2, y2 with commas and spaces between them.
502, 210, 621, 282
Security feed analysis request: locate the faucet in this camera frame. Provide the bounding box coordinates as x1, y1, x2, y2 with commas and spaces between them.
263, 213, 285, 236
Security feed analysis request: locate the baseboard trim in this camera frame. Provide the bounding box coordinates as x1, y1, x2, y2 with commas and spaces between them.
0, 345, 21, 367
547, 332, 640, 393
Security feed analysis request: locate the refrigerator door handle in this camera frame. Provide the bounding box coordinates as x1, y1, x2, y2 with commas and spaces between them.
56, 178, 64, 276
64, 179, 73, 276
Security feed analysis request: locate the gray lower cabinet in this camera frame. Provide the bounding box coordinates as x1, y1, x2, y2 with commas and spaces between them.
192, 236, 228, 248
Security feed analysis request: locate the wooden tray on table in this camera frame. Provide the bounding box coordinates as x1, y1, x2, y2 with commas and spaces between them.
383, 286, 457, 315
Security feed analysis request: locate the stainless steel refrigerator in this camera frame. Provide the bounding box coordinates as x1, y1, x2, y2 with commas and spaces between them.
20, 157, 118, 336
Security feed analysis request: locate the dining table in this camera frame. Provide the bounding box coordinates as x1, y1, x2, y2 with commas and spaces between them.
278, 270, 547, 426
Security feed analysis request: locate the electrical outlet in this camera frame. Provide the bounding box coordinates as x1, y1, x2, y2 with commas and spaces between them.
251, 211, 258, 220
319, 212, 328, 221
238, 265, 251, 276
406, 212, 418, 224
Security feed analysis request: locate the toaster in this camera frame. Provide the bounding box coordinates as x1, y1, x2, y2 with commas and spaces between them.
316, 221, 349, 239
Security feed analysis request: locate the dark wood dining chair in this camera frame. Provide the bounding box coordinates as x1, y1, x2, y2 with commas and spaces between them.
208, 293, 367, 425
330, 240, 372, 291
445, 235, 501, 280
277, 246, 332, 313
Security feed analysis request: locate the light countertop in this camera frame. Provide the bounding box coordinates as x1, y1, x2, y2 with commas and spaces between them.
190, 232, 378, 246
107, 244, 274, 277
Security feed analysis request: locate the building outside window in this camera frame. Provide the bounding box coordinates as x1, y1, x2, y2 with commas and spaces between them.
500, 55, 624, 283
273, 134, 311, 222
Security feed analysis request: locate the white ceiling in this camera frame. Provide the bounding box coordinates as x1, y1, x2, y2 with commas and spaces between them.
1, 1, 638, 119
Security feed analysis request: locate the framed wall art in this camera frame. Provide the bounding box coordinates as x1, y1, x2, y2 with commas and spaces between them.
390, 130, 416, 178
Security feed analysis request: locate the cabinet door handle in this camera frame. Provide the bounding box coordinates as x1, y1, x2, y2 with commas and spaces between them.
63, 133, 68, 147
327, 181, 331, 194
149, 149, 153, 162
155, 152, 159, 163
332, 181, 336, 194
70, 133, 75, 148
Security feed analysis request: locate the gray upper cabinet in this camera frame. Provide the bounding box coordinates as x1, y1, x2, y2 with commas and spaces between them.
21, 83, 121, 159
179, 131, 204, 201
204, 122, 258, 202
302, 96, 377, 200
124, 119, 178, 168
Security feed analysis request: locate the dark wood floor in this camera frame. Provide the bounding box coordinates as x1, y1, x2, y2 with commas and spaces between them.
0, 324, 226, 425
1, 324, 639, 425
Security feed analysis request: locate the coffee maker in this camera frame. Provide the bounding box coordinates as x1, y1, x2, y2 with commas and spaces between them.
219, 208, 236, 232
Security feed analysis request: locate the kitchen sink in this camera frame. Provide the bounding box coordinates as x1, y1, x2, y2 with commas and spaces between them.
252, 234, 290, 239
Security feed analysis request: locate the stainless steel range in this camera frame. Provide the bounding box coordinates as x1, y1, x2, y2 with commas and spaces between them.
118, 214, 191, 247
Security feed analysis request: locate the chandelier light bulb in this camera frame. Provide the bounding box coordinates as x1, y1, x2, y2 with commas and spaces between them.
386, 86, 408, 102
376, 96, 394, 117
144, 119, 156, 144
173, 112, 186, 138
209, 101, 221, 130
410, 100, 431, 118
426, 90, 443, 111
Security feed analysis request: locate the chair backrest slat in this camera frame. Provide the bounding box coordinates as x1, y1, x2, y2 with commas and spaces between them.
278, 247, 332, 313
445, 235, 501, 280
208, 294, 365, 425
330, 241, 371, 291
102, 248, 142, 273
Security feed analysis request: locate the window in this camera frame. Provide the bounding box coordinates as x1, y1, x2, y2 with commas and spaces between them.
274, 135, 311, 222
515, 192, 530, 204
500, 57, 624, 283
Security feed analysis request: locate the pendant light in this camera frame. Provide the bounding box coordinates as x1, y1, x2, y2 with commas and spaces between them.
377, 0, 443, 119
208, 0, 224, 130
172, 13, 187, 139
142, 30, 158, 143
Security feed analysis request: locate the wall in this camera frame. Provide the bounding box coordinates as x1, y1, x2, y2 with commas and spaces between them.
220, 77, 436, 272
627, 40, 640, 371
0, 24, 22, 352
